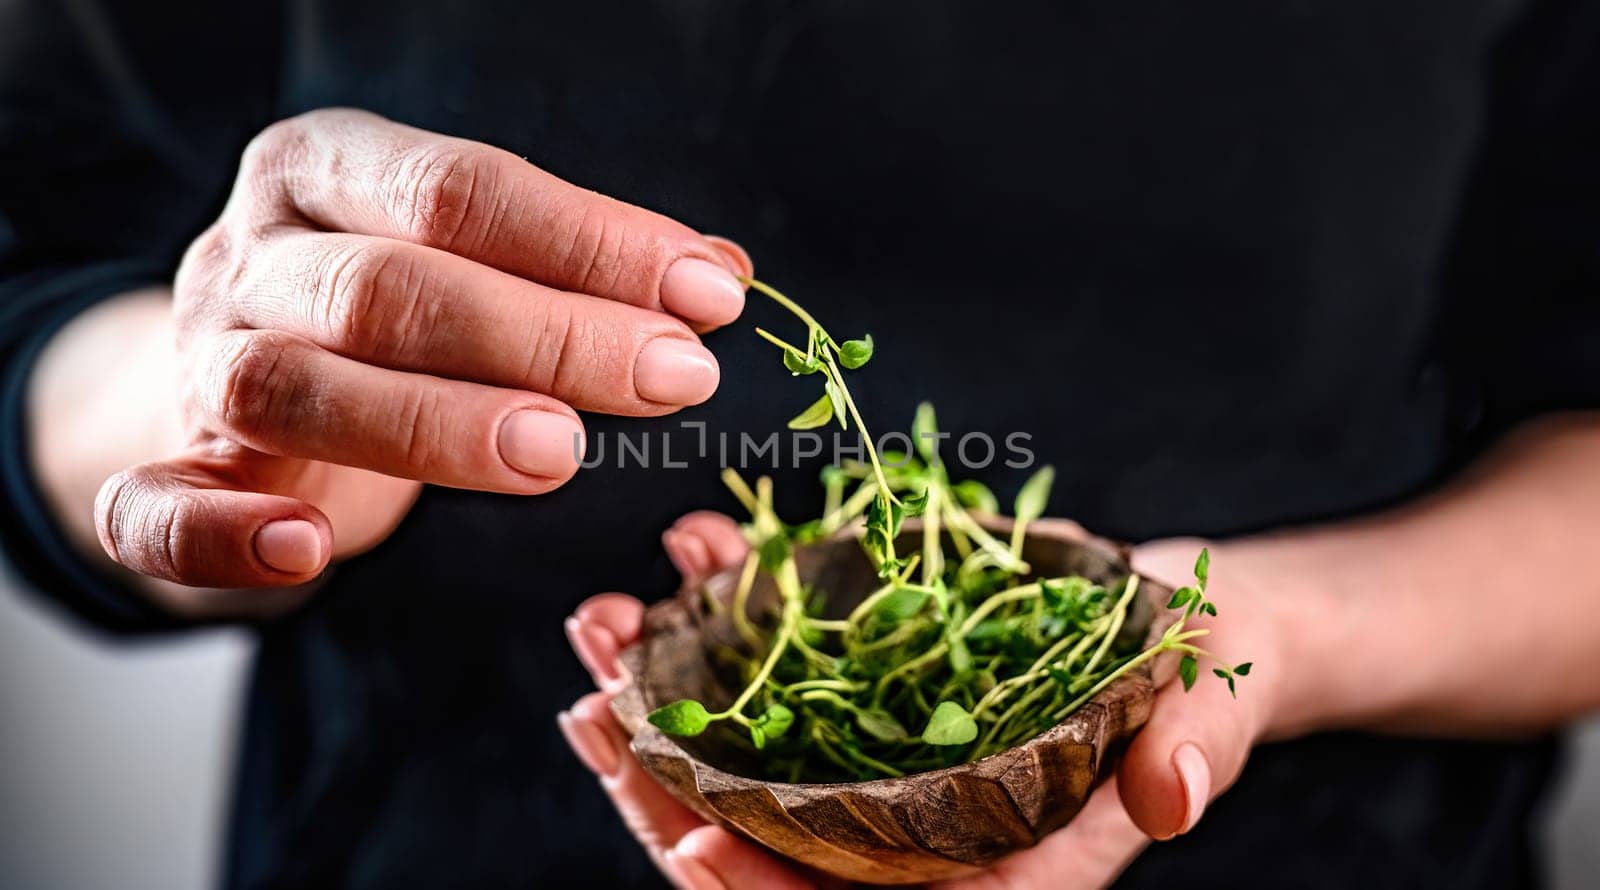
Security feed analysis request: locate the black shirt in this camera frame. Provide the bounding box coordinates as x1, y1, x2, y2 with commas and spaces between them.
3, 1, 1598, 887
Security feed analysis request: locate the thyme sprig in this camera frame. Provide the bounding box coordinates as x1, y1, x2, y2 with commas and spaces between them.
645, 281, 1249, 781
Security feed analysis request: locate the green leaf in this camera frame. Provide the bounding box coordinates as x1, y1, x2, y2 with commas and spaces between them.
824, 378, 848, 430
787, 393, 834, 430
838, 335, 875, 369
1042, 577, 1096, 616
1166, 587, 1197, 610
811, 325, 834, 354
901, 486, 930, 517
1014, 465, 1056, 523
867, 493, 905, 540
922, 701, 979, 746
951, 480, 998, 514
947, 635, 973, 675
1234, 662, 1252, 676
1047, 667, 1075, 687
1201, 602, 1218, 617
855, 709, 908, 742
789, 519, 824, 544
875, 555, 911, 581
647, 699, 713, 736
783, 347, 822, 375
1194, 548, 1210, 591
966, 618, 1007, 642
912, 402, 939, 462
758, 534, 791, 571
758, 703, 795, 739
749, 724, 767, 749
1179, 655, 1198, 691
875, 587, 930, 621
1041, 579, 1067, 611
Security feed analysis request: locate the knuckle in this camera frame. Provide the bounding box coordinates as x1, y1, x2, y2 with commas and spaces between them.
93, 469, 139, 564
389, 143, 495, 250
526, 300, 617, 395
204, 331, 304, 443
174, 223, 235, 315
306, 239, 433, 357
559, 205, 671, 298
561, 205, 624, 293
240, 116, 314, 183
390, 385, 446, 477
93, 466, 193, 581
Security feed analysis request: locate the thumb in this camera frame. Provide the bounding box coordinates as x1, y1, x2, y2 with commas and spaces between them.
1117, 538, 1264, 840
1114, 666, 1258, 840
95, 453, 332, 588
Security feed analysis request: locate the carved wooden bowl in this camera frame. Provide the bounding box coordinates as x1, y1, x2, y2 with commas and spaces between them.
611, 520, 1165, 885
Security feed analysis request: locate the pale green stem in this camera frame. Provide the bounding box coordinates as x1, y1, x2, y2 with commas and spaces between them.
1082, 576, 1140, 677
719, 602, 798, 718
922, 483, 943, 585
730, 551, 763, 650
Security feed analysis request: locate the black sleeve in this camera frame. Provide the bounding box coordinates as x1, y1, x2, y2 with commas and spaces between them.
1442, 0, 1600, 439
0, 0, 284, 633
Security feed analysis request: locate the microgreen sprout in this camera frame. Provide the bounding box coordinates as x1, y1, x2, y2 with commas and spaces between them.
645, 280, 1249, 780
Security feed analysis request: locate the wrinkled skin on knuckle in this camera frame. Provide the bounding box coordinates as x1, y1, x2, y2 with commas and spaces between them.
175, 219, 277, 339
559, 204, 625, 294
523, 300, 653, 402
556, 200, 679, 300
388, 142, 497, 252
238, 115, 317, 194
93, 467, 139, 565
303, 238, 432, 359
93, 465, 189, 580
202, 331, 302, 445
550, 306, 620, 396
384, 383, 448, 479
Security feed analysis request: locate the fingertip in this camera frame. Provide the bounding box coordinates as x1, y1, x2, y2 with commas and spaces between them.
660, 257, 745, 328
671, 512, 748, 572
702, 235, 754, 279
254, 519, 327, 575
635, 336, 721, 407
557, 708, 622, 777
673, 826, 807, 890
1117, 732, 1191, 840
498, 408, 586, 483
664, 528, 712, 579
663, 849, 727, 890
573, 593, 646, 644
1172, 742, 1211, 835
565, 615, 622, 687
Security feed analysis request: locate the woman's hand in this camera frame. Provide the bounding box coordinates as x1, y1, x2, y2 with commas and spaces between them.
30, 108, 752, 613
561, 518, 1299, 889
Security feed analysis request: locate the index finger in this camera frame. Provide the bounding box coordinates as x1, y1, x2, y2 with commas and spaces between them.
234, 109, 748, 327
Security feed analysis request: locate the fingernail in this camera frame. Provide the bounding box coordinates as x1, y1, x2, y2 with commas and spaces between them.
565, 616, 621, 686
661, 529, 693, 575
557, 710, 621, 777
663, 850, 727, 890
254, 520, 323, 574
499, 410, 585, 478
702, 235, 754, 279
635, 337, 720, 406
663, 529, 710, 579
660, 257, 745, 327
1173, 743, 1211, 835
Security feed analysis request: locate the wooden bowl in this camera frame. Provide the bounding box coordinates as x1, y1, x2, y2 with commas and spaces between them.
611, 519, 1165, 885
